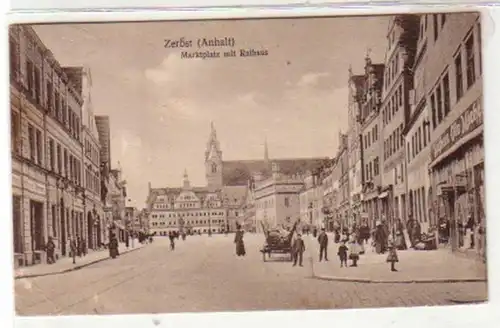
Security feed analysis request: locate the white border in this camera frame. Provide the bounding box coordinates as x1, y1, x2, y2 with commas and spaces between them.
2, 2, 499, 328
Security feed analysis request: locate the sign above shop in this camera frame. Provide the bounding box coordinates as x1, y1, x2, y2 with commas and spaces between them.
430, 98, 482, 161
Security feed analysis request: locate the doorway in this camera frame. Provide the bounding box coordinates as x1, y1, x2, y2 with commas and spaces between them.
87, 212, 94, 250
30, 200, 44, 252
60, 199, 67, 256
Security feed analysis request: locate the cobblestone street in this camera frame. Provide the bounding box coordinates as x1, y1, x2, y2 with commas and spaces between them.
15, 234, 488, 316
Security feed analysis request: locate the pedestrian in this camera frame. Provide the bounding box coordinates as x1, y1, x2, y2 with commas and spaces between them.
337, 240, 348, 267
317, 228, 329, 261
45, 236, 56, 264
292, 233, 306, 267
109, 233, 119, 258
70, 237, 77, 264
348, 238, 360, 267
234, 224, 246, 256
81, 237, 87, 256
386, 240, 399, 272
169, 231, 176, 251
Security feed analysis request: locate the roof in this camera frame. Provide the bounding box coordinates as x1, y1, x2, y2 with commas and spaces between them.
221, 185, 248, 207
147, 186, 212, 206
222, 158, 329, 186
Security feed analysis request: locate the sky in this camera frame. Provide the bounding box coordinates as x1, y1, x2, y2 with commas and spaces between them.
33, 15, 390, 207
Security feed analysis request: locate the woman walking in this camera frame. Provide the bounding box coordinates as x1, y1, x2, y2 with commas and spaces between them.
234, 224, 246, 256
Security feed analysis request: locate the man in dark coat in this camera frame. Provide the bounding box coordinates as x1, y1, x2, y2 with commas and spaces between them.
46, 236, 56, 264
292, 234, 306, 267
317, 228, 329, 261
234, 225, 246, 256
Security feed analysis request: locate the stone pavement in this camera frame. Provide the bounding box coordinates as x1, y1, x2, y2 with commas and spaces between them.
305, 234, 487, 283
14, 234, 488, 315
14, 239, 147, 279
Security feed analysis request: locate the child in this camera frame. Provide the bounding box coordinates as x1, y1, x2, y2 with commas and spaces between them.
337, 241, 348, 267
349, 239, 360, 267
387, 240, 399, 272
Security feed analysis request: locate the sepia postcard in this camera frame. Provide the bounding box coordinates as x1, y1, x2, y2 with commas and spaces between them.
10, 12, 488, 316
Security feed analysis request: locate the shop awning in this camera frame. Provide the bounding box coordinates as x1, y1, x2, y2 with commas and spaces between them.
378, 191, 389, 199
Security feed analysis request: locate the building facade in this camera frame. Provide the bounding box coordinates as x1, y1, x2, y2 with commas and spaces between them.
336, 132, 350, 227
347, 68, 364, 223
147, 172, 228, 235
356, 56, 385, 228
254, 163, 303, 232
299, 172, 324, 229
380, 15, 420, 230
422, 13, 484, 257
10, 25, 94, 266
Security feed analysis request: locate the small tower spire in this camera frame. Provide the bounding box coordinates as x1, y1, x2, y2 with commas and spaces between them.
264, 136, 269, 162
183, 169, 190, 189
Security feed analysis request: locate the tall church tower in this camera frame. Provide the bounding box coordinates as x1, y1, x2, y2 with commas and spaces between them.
205, 122, 223, 190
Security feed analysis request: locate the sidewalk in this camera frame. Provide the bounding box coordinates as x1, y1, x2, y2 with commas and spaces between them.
305, 234, 487, 283
14, 240, 147, 280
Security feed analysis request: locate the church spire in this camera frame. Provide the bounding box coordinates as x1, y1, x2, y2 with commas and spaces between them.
264, 137, 269, 162
205, 122, 222, 161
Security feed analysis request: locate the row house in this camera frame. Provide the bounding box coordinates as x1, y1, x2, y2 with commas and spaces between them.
10, 25, 105, 266
336, 132, 350, 227
356, 55, 385, 229
380, 15, 419, 231
347, 68, 364, 222
299, 171, 324, 229
421, 13, 484, 257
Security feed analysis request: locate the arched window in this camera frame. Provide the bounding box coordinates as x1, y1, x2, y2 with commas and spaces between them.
211, 163, 217, 173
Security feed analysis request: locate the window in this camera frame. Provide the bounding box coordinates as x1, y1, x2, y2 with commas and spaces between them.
430, 93, 437, 129
57, 144, 62, 174
436, 85, 443, 124
11, 111, 21, 155
36, 129, 42, 165
51, 204, 57, 238
441, 14, 446, 27
64, 149, 68, 177
407, 142, 410, 163
374, 157, 379, 176
34, 67, 41, 105
443, 73, 450, 116
46, 81, 53, 112
465, 32, 476, 89
28, 124, 35, 161
399, 123, 404, 147
284, 197, 290, 207
9, 38, 19, 81
54, 91, 60, 119
418, 127, 422, 153
26, 60, 34, 98
477, 22, 482, 74
374, 124, 378, 141
423, 122, 427, 148
398, 85, 403, 106
455, 52, 463, 101
49, 139, 55, 171
211, 163, 217, 173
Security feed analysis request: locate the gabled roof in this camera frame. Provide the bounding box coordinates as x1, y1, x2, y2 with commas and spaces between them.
222, 158, 329, 186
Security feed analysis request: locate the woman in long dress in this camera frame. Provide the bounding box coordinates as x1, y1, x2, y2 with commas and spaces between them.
234, 225, 246, 256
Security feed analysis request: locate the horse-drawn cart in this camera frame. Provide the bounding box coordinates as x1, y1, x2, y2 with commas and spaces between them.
260, 220, 299, 262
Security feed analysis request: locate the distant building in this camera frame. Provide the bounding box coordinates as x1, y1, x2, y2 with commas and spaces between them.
146, 123, 328, 232
254, 163, 304, 232
95, 115, 111, 170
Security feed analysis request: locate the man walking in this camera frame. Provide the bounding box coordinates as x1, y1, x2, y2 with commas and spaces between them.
317, 228, 329, 261
292, 233, 306, 267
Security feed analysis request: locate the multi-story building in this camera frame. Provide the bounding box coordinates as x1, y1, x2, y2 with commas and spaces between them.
73, 66, 106, 250
95, 115, 111, 170
147, 171, 227, 235
10, 26, 91, 266
321, 163, 336, 231
422, 13, 484, 257
299, 171, 324, 229
356, 55, 385, 228
380, 15, 420, 230
254, 163, 304, 232
336, 132, 350, 227
347, 68, 364, 223
105, 167, 127, 242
